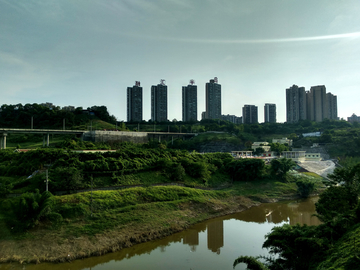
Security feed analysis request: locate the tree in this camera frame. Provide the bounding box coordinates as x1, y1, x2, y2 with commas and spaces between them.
327, 163, 360, 195
262, 224, 325, 270
51, 167, 84, 191
269, 143, 289, 156
245, 141, 253, 149
226, 159, 265, 181
270, 158, 295, 180
254, 147, 265, 156
14, 190, 53, 229
296, 178, 315, 198
315, 186, 358, 223
319, 133, 332, 143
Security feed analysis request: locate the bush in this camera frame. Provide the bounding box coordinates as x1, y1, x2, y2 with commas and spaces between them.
270, 158, 295, 180
50, 167, 84, 191
296, 178, 315, 198
13, 190, 54, 229
226, 159, 265, 181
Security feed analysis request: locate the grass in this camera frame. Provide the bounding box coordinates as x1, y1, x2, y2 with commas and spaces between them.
228, 178, 297, 199
5, 134, 77, 149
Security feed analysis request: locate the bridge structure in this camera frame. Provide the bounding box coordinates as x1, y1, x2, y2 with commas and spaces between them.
147, 132, 196, 143
0, 128, 86, 149
0, 129, 197, 149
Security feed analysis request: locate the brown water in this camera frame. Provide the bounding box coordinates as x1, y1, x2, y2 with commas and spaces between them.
1, 197, 320, 270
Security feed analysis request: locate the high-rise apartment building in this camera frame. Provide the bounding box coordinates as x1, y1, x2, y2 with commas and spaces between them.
205, 77, 221, 119
127, 81, 143, 122
307, 85, 327, 122
151, 80, 168, 122
287, 84, 338, 122
182, 80, 197, 122
264, 103, 276, 123
242, 105, 258, 124
326, 92, 338, 120
286, 85, 307, 123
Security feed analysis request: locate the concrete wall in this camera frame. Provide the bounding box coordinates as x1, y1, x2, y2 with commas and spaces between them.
83, 131, 149, 144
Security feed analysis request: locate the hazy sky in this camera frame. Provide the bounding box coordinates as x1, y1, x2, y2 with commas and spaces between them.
1, 0, 359, 123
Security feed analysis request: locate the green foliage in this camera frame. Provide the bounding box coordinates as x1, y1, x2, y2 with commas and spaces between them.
315, 186, 358, 223
328, 163, 360, 195
50, 167, 84, 191
296, 178, 315, 198
319, 133, 332, 143
270, 158, 295, 180
254, 147, 265, 156
262, 224, 327, 270
0, 177, 13, 196
233, 256, 268, 270
0, 103, 119, 130
13, 190, 55, 229
269, 142, 289, 155
226, 159, 265, 181
180, 158, 212, 181
316, 223, 360, 269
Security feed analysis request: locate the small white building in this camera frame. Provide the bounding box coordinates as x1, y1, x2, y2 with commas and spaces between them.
231, 151, 253, 158
305, 153, 322, 161
281, 151, 306, 162
280, 151, 322, 162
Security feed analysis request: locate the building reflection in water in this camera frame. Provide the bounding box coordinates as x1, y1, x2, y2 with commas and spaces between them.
183, 229, 199, 252
207, 220, 224, 254
180, 198, 320, 255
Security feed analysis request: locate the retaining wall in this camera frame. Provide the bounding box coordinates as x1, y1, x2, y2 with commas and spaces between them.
83, 131, 149, 144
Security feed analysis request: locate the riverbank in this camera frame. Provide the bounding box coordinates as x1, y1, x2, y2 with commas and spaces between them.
0, 177, 324, 265
0, 194, 253, 264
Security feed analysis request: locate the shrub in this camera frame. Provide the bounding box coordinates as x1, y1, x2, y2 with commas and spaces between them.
226, 159, 265, 181
50, 167, 84, 191
296, 178, 315, 198
13, 190, 54, 229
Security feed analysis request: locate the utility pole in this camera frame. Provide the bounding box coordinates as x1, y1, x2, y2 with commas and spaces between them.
31, 116, 33, 129
91, 175, 93, 217
63, 119, 65, 130
45, 169, 49, 192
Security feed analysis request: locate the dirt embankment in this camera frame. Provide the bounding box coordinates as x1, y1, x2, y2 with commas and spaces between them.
0, 195, 263, 264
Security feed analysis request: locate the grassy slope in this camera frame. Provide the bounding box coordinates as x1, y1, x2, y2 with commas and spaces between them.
0, 174, 318, 264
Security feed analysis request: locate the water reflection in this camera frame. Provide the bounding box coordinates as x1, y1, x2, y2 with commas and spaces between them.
231, 196, 320, 226
1, 197, 320, 270
207, 220, 224, 254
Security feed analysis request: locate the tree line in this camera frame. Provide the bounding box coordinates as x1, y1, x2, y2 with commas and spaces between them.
0, 103, 117, 129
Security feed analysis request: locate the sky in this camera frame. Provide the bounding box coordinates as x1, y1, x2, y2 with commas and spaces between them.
1, 0, 360, 123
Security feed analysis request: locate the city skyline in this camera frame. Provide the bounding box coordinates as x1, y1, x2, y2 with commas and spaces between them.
286, 84, 338, 123
1, 1, 359, 122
